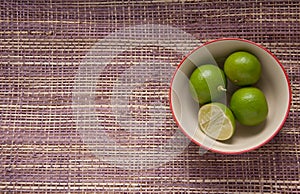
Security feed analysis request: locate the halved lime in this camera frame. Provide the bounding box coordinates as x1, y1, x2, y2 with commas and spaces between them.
198, 103, 236, 141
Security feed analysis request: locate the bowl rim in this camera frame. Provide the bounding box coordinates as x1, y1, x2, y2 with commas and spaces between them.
169, 37, 292, 154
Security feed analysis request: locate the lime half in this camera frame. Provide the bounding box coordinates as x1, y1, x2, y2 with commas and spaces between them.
198, 103, 236, 141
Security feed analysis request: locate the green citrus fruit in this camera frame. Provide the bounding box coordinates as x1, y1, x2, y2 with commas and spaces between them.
189, 64, 227, 104
198, 102, 236, 141
224, 51, 261, 86
230, 87, 268, 126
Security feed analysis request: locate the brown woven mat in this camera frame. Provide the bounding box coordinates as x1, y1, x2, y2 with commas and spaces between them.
1, 0, 299, 193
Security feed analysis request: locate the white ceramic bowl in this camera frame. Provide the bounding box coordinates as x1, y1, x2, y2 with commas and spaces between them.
170, 38, 291, 154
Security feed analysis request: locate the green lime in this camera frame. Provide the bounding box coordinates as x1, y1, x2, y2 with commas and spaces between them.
224, 51, 261, 86
198, 102, 236, 141
230, 87, 268, 126
189, 64, 227, 104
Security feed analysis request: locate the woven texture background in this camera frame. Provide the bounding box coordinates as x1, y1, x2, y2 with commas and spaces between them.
1, 0, 299, 193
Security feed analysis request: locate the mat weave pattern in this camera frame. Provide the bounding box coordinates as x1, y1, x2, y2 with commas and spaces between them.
1, 0, 299, 193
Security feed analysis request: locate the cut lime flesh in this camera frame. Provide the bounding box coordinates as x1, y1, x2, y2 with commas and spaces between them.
198, 103, 235, 141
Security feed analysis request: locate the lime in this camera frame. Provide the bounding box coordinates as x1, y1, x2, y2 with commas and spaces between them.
224, 51, 261, 86
198, 102, 236, 141
189, 64, 227, 104
230, 87, 268, 126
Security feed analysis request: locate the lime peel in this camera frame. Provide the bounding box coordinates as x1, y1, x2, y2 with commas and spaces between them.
189, 64, 227, 104
224, 51, 262, 86
230, 87, 268, 126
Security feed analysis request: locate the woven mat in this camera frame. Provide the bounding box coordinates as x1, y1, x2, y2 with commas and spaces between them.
1, 0, 299, 193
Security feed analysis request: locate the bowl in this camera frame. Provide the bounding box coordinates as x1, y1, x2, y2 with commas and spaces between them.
169, 38, 291, 154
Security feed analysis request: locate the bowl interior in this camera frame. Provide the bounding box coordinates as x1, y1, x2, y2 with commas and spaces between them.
170, 39, 290, 153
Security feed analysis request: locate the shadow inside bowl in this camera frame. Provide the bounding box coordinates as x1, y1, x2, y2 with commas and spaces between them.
222, 120, 267, 144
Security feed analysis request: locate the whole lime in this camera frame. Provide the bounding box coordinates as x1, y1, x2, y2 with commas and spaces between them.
189, 64, 227, 104
230, 87, 268, 126
224, 51, 261, 86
